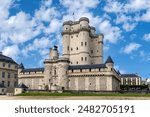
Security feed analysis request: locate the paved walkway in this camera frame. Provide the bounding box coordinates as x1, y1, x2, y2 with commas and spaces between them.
0, 96, 150, 100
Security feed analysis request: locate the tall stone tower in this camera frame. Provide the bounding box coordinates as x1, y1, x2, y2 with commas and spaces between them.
62, 17, 103, 65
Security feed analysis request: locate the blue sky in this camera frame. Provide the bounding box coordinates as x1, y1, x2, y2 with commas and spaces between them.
0, 0, 150, 79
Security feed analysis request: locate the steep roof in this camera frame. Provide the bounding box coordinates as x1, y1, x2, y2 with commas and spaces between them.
21, 67, 44, 72
0, 53, 17, 64
121, 74, 139, 77
68, 64, 106, 70
105, 56, 114, 63
18, 63, 24, 69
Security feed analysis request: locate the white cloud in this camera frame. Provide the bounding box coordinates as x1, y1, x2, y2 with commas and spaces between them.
143, 33, 150, 41
60, 0, 100, 13
23, 37, 51, 57
140, 10, 150, 22
44, 19, 61, 34
104, 0, 124, 13
122, 23, 137, 32
122, 43, 141, 54
0, 0, 13, 20
2, 45, 20, 60
124, 0, 150, 12
99, 20, 122, 43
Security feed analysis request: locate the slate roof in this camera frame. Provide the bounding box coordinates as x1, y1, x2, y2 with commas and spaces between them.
121, 74, 139, 77
18, 63, 24, 69
21, 67, 44, 72
105, 56, 114, 63
0, 53, 17, 64
16, 83, 28, 88
68, 64, 106, 70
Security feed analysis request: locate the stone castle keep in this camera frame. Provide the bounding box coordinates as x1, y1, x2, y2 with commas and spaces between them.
17, 17, 121, 92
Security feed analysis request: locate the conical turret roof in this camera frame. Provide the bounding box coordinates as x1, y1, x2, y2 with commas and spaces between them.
105, 56, 114, 63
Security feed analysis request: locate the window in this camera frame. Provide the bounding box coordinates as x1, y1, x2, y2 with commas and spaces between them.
81, 57, 83, 61
89, 69, 91, 72
67, 46, 69, 51
90, 83, 92, 85
2, 72, 5, 78
15, 65, 17, 69
80, 69, 82, 72
91, 50, 93, 54
85, 42, 87, 46
72, 69, 73, 72
14, 82, 17, 87
8, 63, 11, 68
66, 28, 68, 30
2, 89, 4, 92
8, 73, 10, 78
3, 63, 5, 67
81, 42, 83, 46
71, 62, 72, 64
71, 36, 73, 38
8, 81, 10, 87
71, 48, 73, 51
85, 57, 87, 61
2, 81, 4, 86
76, 61, 78, 64
76, 47, 78, 50
76, 35, 78, 37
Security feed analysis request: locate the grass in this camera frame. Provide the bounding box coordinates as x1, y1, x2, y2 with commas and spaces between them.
17, 92, 150, 97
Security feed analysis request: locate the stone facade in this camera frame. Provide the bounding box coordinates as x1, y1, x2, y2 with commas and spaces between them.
62, 17, 103, 65
18, 17, 121, 92
120, 74, 141, 85
0, 52, 18, 93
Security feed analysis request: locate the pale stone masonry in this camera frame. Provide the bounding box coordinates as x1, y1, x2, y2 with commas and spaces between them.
0, 52, 18, 94
120, 74, 141, 85
62, 17, 103, 65
18, 17, 121, 92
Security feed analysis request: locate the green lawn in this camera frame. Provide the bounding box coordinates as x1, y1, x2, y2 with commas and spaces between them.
17, 92, 150, 97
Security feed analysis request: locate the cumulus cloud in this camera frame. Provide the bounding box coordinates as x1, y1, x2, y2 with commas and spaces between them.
104, 0, 150, 31
3, 45, 20, 60
0, 0, 13, 20
122, 23, 137, 32
99, 20, 122, 43
140, 10, 150, 22
143, 33, 150, 41
122, 43, 141, 54
104, 0, 124, 13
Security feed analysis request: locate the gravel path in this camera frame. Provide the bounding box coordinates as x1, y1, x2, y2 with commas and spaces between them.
0, 96, 150, 100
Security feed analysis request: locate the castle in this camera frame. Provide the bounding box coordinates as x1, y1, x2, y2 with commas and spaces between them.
17, 17, 121, 92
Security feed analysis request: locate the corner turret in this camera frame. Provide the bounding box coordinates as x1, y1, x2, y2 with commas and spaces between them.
105, 56, 114, 70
